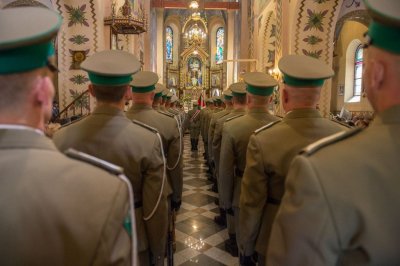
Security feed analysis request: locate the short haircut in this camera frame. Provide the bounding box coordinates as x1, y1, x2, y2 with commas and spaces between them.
92, 84, 128, 103
0, 68, 43, 112
233, 94, 247, 105
249, 94, 270, 105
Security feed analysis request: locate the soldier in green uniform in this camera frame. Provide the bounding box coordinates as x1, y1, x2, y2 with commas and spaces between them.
127, 72, 183, 265
213, 83, 248, 189
160, 90, 174, 115
0, 7, 134, 265
267, 1, 400, 265
218, 72, 280, 260
187, 102, 202, 151
212, 82, 247, 253
126, 71, 183, 211
53, 51, 169, 266
207, 91, 233, 181
200, 99, 212, 157
201, 99, 216, 160
152, 83, 165, 111
239, 55, 348, 265
208, 90, 233, 165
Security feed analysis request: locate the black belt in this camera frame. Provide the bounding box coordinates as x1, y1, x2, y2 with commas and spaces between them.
134, 201, 143, 209
267, 197, 281, 205
235, 169, 244, 177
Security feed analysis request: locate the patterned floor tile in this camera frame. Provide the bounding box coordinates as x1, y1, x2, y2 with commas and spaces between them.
180, 254, 226, 266
172, 135, 236, 265
182, 193, 216, 207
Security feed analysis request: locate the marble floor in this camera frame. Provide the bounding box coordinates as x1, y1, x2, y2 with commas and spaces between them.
171, 134, 239, 266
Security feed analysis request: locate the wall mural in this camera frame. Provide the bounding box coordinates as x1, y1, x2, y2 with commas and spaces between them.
274, 0, 283, 63
292, 0, 343, 116
55, 0, 102, 115
262, 11, 276, 71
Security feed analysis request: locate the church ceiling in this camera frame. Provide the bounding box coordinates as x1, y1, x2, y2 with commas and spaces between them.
165, 9, 226, 24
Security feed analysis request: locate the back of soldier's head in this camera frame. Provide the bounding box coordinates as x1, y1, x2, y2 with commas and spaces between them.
0, 7, 62, 113
278, 55, 334, 109
81, 50, 140, 103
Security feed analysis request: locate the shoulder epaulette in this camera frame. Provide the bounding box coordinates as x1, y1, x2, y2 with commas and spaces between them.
60, 115, 87, 128
300, 127, 363, 156
330, 119, 352, 128
132, 119, 159, 133
64, 148, 124, 175
225, 114, 244, 122
157, 110, 174, 118
254, 120, 281, 134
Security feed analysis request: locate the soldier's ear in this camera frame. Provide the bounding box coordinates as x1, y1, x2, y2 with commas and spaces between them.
88, 84, 96, 97
123, 85, 132, 101
32, 76, 52, 106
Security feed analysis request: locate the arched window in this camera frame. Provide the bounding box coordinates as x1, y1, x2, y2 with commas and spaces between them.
353, 45, 363, 97
216, 27, 224, 64
166, 26, 173, 63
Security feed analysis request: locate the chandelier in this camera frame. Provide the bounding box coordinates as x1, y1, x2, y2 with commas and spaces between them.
184, 23, 206, 46
189, 1, 199, 9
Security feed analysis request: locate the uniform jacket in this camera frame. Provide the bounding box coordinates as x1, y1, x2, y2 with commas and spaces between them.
0, 127, 130, 265
127, 104, 183, 203
187, 108, 201, 138
200, 107, 211, 140
268, 105, 400, 265
212, 108, 246, 176
240, 108, 347, 256
219, 108, 279, 210
207, 107, 232, 162
204, 108, 220, 143
53, 105, 168, 260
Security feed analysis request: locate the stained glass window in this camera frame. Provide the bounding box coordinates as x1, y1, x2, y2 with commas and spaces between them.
353, 45, 363, 97
216, 27, 224, 64
166, 26, 173, 63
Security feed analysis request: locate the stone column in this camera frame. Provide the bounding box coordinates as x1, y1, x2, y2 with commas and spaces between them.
156, 8, 164, 81
226, 10, 235, 88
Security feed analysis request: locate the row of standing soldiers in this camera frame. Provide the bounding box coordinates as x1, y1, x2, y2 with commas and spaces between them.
0, 8, 188, 264
53, 67, 188, 265
188, 50, 383, 265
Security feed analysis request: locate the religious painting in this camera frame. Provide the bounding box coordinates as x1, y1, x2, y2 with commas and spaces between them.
211, 73, 221, 88
187, 57, 202, 87
216, 27, 224, 64
168, 73, 178, 88
166, 26, 173, 63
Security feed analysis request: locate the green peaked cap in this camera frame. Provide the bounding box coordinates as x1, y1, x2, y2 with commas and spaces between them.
154, 83, 166, 98
223, 89, 233, 100
0, 7, 62, 74
131, 71, 159, 93
243, 72, 278, 96
279, 55, 334, 87
363, 0, 400, 54
230, 82, 247, 96
82, 50, 141, 86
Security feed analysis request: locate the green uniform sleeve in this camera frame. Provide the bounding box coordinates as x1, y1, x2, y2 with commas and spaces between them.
267, 155, 339, 265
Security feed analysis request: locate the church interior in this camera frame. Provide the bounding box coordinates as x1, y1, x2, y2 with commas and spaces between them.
0, 0, 385, 265
1, 0, 373, 126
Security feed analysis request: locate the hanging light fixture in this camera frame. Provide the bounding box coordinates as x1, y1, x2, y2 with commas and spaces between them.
189, 1, 199, 9
185, 23, 206, 46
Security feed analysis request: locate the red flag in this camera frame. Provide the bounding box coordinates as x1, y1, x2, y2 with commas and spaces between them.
198, 94, 205, 107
